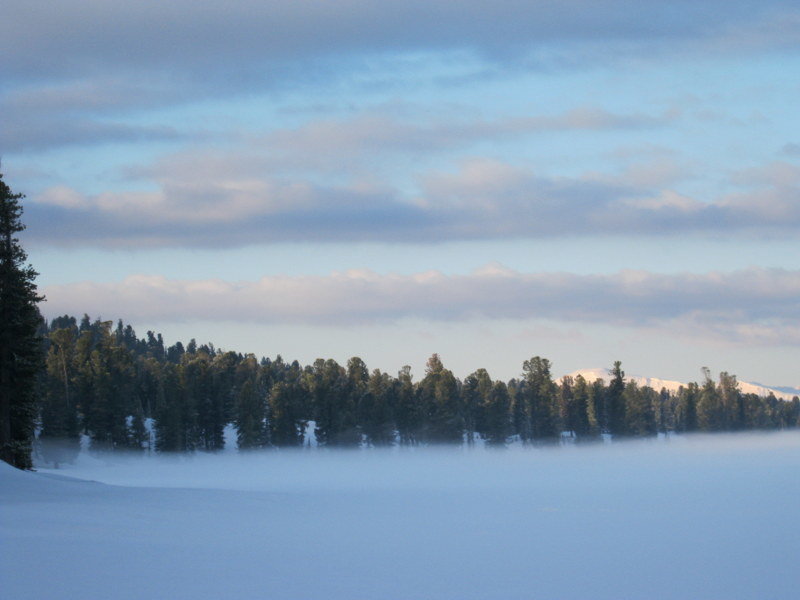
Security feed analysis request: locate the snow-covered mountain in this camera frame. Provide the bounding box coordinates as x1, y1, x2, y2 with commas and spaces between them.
566, 368, 799, 401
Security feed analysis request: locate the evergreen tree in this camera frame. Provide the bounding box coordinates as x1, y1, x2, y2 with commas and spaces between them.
310, 359, 359, 446
394, 365, 420, 445
606, 361, 626, 437
360, 368, 395, 446
508, 378, 530, 443
570, 374, 595, 441
0, 172, 44, 469
82, 322, 140, 451
154, 362, 195, 452
39, 326, 81, 466
522, 356, 558, 444
696, 367, 723, 431
235, 379, 268, 449
482, 381, 511, 446
418, 354, 463, 444
674, 383, 699, 433
463, 368, 493, 443
183, 350, 222, 450
718, 372, 742, 431
623, 381, 657, 437
268, 380, 305, 447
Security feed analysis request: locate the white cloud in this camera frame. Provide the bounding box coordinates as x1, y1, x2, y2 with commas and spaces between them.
41, 267, 800, 346
24, 151, 800, 248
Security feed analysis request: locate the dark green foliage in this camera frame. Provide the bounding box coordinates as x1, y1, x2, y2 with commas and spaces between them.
0, 173, 44, 469
38, 326, 81, 466
183, 350, 222, 450
697, 367, 723, 431
268, 380, 305, 447
606, 361, 626, 437
623, 381, 657, 437
508, 378, 529, 443
81, 322, 142, 450
674, 383, 699, 432
570, 375, 597, 441
463, 368, 493, 444
236, 379, 267, 449
310, 358, 359, 447
9, 301, 795, 458
360, 368, 395, 446
482, 381, 511, 446
418, 354, 463, 444
154, 363, 195, 452
394, 365, 420, 445
522, 357, 558, 444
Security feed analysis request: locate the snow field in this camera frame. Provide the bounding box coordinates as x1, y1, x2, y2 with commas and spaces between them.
3, 432, 800, 599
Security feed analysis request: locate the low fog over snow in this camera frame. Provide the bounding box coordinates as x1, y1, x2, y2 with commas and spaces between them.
3, 433, 800, 599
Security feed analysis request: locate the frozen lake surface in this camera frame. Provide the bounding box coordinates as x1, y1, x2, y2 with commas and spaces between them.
3, 432, 800, 599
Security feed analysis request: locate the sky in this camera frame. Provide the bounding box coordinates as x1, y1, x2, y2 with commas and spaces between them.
2, 1, 799, 386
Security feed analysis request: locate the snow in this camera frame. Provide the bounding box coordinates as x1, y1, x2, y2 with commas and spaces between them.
567, 368, 799, 401
3, 433, 800, 599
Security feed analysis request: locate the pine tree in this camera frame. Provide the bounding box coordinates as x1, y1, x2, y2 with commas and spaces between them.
623, 381, 657, 437
268, 381, 304, 447
394, 365, 419, 445
310, 359, 358, 446
606, 361, 626, 437
39, 325, 81, 466
482, 381, 511, 446
360, 369, 395, 447
235, 379, 268, 449
418, 354, 463, 444
508, 378, 530, 443
522, 356, 558, 444
570, 374, 595, 441
463, 368, 493, 443
0, 172, 44, 469
696, 367, 723, 431
674, 383, 698, 432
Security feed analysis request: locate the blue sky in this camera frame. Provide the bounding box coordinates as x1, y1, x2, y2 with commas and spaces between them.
3, 1, 799, 385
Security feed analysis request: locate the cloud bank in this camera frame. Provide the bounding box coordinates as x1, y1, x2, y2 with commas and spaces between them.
5, 1, 796, 84
25, 156, 800, 248
42, 267, 800, 345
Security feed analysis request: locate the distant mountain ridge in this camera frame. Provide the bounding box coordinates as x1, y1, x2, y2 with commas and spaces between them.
566, 368, 799, 402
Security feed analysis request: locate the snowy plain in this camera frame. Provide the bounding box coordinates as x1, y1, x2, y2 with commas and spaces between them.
3, 432, 800, 600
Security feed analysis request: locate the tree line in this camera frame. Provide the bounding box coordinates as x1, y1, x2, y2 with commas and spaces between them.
2, 171, 799, 470
35, 315, 800, 465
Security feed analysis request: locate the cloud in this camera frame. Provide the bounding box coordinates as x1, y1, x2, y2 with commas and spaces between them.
256, 109, 674, 173
41, 267, 800, 346
3, 1, 796, 87
23, 152, 800, 248
3, 2, 795, 154
0, 79, 191, 152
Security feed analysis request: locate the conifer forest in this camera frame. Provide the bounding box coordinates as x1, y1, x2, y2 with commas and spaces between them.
35, 314, 800, 464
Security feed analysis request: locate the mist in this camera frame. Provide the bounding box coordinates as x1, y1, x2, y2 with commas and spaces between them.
3, 432, 800, 599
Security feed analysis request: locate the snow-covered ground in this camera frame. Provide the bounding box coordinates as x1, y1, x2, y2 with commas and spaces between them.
3, 433, 800, 599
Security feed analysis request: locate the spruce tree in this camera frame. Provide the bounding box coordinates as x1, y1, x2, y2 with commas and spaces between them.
522, 356, 558, 444
0, 172, 44, 469
418, 354, 463, 444
394, 365, 419, 445
482, 381, 511, 446
39, 326, 81, 466
606, 361, 627, 437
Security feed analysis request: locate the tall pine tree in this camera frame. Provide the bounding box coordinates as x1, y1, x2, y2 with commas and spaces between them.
0, 172, 43, 469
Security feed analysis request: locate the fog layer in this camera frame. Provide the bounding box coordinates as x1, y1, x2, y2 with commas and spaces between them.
3, 433, 799, 599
